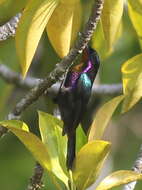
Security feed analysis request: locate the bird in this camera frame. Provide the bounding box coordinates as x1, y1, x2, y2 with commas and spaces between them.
54, 46, 100, 170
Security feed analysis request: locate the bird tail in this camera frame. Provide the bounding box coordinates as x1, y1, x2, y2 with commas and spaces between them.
66, 132, 76, 170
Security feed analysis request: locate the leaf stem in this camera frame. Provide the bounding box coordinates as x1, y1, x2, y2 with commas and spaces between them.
0, 0, 105, 190
69, 170, 76, 190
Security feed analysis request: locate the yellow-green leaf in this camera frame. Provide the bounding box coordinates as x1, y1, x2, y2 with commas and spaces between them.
16, 0, 58, 77
0, 0, 28, 24
38, 111, 68, 186
72, 140, 111, 190
61, 0, 80, 4
89, 95, 124, 141
91, 21, 108, 60
128, 0, 142, 48
128, 0, 142, 14
76, 125, 87, 152
101, 0, 124, 49
96, 170, 142, 190
121, 54, 142, 112
0, 120, 29, 131
47, 1, 82, 57
0, 120, 51, 171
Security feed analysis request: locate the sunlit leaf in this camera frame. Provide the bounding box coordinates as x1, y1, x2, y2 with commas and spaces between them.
91, 21, 108, 60
47, 0, 82, 57
54, 123, 67, 173
128, 0, 142, 14
16, 0, 58, 77
0, 120, 29, 131
0, 0, 28, 24
101, 0, 124, 49
121, 54, 142, 112
72, 140, 111, 190
0, 120, 51, 171
96, 170, 142, 190
89, 95, 124, 141
61, 0, 80, 4
38, 111, 69, 186
128, 0, 142, 48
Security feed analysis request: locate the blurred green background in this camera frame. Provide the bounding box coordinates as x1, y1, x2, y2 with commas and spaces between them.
0, 8, 142, 190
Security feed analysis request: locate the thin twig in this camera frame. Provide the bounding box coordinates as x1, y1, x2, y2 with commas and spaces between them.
93, 84, 122, 95
0, 0, 104, 189
0, 0, 104, 143
7, 0, 104, 118
48, 83, 122, 97
0, 64, 122, 138
0, 64, 41, 89
0, 13, 21, 41
122, 145, 142, 190
26, 162, 44, 190
0, 63, 122, 95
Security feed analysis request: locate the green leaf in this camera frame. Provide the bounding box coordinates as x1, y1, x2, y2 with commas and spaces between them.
47, 0, 82, 57
72, 140, 111, 190
38, 111, 69, 186
91, 21, 108, 60
0, 120, 29, 131
128, 0, 142, 14
0, 120, 51, 171
88, 95, 124, 141
61, 0, 80, 4
101, 0, 124, 49
128, 0, 142, 47
16, 0, 58, 77
76, 125, 87, 152
54, 124, 67, 173
0, 0, 28, 24
96, 170, 142, 190
121, 54, 142, 112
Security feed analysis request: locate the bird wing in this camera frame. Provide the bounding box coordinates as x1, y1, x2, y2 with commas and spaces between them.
76, 73, 92, 101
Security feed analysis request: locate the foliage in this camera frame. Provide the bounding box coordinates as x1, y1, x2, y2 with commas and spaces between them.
0, 0, 28, 24
121, 54, 142, 112
0, 0, 142, 189
89, 95, 124, 141
1, 112, 142, 190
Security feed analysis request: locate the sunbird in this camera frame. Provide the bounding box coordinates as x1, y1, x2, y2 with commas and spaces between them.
55, 46, 100, 169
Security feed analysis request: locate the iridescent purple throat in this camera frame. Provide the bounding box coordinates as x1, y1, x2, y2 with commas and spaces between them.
82, 60, 92, 73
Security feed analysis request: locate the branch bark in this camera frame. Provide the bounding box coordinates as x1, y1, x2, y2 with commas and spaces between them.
0, 64, 41, 89
48, 83, 122, 96
0, 13, 21, 41
26, 162, 44, 190
7, 0, 104, 118
0, 63, 122, 96
0, 0, 104, 189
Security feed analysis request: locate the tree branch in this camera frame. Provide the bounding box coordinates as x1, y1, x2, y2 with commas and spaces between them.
93, 84, 122, 95
0, 13, 21, 41
0, 64, 41, 89
0, 63, 122, 95
0, 0, 104, 189
0, 63, 122, 138
7, 0, 104, 118
26, 162, 44, 190
122, 145, 142, 190
48, 83, 122, 97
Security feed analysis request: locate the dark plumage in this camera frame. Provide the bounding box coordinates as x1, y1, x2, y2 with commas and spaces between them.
55, 46, 100, 169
